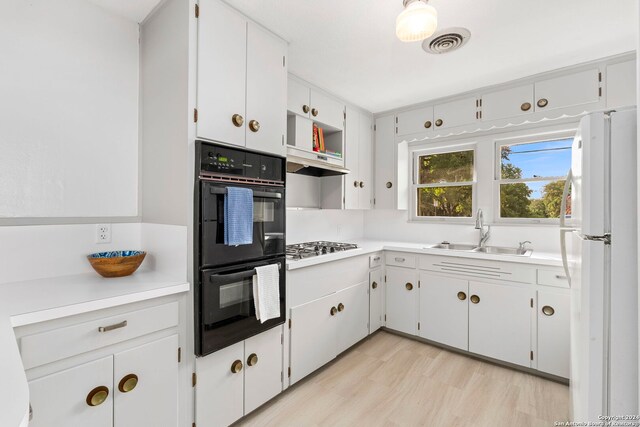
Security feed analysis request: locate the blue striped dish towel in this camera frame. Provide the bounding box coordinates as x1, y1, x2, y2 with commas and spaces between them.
224, 187, 254, 246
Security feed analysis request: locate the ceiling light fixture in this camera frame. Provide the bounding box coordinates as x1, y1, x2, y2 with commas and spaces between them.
396, 0, 438, 43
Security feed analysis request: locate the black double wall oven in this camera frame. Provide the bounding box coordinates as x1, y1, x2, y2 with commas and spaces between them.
195, 141, 286, 356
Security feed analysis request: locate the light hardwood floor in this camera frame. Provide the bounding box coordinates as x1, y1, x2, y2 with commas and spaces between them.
236, 331, 569, 427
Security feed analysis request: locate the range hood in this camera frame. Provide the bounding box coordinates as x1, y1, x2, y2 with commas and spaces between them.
286, 146, 349, 177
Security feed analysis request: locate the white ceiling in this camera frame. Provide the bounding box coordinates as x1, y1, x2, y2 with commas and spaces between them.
86, 0, 162, 23
226, 0, 638, 113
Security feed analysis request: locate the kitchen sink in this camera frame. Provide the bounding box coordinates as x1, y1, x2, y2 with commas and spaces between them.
473, 246, 532, 256
429, 242, 478, 251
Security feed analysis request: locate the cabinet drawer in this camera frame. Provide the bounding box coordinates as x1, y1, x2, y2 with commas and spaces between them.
20, 302, 179, 370
385, 252, 416, 268
369, 253, 383, 268
537, 269, 569, 288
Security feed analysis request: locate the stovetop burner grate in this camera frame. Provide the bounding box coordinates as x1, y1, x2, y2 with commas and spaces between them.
286, 241, 359, 260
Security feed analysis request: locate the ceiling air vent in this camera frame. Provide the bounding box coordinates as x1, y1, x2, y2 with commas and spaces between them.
422, 27, 471, 54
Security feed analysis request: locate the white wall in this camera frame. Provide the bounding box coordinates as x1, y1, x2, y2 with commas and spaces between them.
287, 209, 364, 244
364, 209, 561, 254
0, 0, 139, 219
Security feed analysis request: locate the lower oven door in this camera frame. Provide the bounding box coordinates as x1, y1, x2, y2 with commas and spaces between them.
197, 257, 286, 356
200, 181, 285, 267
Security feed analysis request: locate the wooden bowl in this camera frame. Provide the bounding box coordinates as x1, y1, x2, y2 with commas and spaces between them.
87, 251, 146, 278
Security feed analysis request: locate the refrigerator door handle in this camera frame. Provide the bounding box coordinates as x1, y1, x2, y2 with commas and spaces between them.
560, 228, 575, 286
559, 169, 573, 229
559, 169, 574, 285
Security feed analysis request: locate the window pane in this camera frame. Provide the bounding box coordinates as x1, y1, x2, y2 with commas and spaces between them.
500, 138, 572, 179
418, 150, 474, 184
417, 186, 473, 217
500, 180, 569, 218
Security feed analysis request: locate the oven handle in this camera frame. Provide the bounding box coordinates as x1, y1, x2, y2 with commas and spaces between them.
209, 263, 282, 283
209, 187, 282, 199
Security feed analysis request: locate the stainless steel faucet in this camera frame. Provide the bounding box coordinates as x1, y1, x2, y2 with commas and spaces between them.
475, 209, 491, 247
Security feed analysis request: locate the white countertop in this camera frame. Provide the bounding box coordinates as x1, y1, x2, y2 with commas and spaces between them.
286, 239, 563, 270
0, 271, 189, 427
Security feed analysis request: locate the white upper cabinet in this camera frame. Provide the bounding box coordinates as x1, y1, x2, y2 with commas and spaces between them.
245, 23, 287, 157
433, 96, 478, 130
287, 78, 312, 118
344, 107, 360, 210
374, 115, 409, 210
197, 0, 247, 147
481, 84, 535, 121
358, 112, 373, 209
606, 60, 637, 108
534, 68, 600, 112
197, 0, 286, 156
396, 106, 434, 136
310, 89, 345, 130
287, 77, 345, 131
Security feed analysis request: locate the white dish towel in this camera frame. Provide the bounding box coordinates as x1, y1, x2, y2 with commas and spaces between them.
253, 264, 280, 323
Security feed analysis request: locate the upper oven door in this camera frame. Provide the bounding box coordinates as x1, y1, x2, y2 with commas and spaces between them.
200, 181, 285, 267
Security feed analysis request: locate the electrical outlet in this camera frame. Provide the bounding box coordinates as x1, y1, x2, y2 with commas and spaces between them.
96, 224, 112, 244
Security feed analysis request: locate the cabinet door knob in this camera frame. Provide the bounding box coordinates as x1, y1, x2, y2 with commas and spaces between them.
542, 305, 555, 316
435, 119, 443, 127
457, 291, 467, 301
470, 295, 480, 304
330, 306, 338, 316
405, 282, 413, 291
359, 181, 364, 188
311, 108, 318, 117
248, 120, 260, 132
424, 121, 432, 129
372, 281, 378, 289
118, 374, 138, 393
302, 104, 310, 114
337, 303, 345, 312
521, 102, 532, 111
232, 114, 244, 127
231, 359, 243, 374
537, 98, 548, 108
86, 386, 109, 407
386, 181, 393, 189
247, 353, 259, 367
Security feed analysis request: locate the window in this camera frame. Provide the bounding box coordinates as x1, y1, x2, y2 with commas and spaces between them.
496, 137, 572, 220
414, 147, 475, 218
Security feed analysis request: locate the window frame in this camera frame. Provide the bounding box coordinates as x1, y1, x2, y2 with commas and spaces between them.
410, 143, 478, 223
493, 131, 575, 224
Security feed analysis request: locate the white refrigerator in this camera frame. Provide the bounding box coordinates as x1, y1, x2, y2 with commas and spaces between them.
561, 108, 638, 421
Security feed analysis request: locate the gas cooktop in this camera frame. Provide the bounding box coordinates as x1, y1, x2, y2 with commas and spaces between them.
286, 241, 359, 260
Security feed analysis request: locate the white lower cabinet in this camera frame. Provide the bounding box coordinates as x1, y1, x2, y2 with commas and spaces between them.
419, 273, 469, 351
196, 326, 283, 427
336, 282, 369, 354
468, 281, 533, 368
537, 290, 570, 378
28, 356, 114, 427
28, 334, 179, 427
369, 268, 384, 333
385, 266, 418, 335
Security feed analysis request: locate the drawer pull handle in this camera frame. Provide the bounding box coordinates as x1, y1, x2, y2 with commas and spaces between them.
98, 320, 127, 333
231, 360, 243, 374
373, 256, 381, 261
86, 386, 109, 407
542, 305, 555, 316
457, 291, 467, 301
555, 274, 567, 280
372, 281, 378, 289
98, 320, 127, 332
405, 283, 413, 291
118, 374, 138, 393
395, 257, 405, 262
247, 353, 259, 367
470, 295, 480, 304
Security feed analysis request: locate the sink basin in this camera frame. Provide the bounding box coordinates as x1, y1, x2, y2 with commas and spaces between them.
473, 246, 532, 256
430, 242, 478, 251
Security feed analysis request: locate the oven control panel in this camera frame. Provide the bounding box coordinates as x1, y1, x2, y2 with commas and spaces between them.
198, 141, 284, 182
